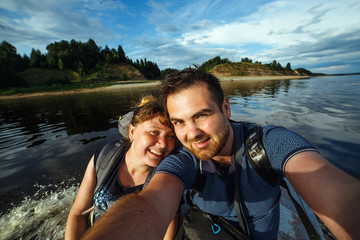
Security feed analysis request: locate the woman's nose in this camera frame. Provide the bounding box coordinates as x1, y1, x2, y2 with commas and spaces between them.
156, 135, 167, 148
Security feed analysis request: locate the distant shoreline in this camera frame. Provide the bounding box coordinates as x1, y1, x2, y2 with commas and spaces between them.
217, 75, 311, 81
0, 75, 310, 99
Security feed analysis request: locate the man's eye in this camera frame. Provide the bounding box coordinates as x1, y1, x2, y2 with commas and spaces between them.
173, 121, 183, 125
196, 114, 208, 120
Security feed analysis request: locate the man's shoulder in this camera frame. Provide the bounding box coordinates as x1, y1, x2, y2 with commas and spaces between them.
156, 146, 198, 189
229, 119, 286, 135
159, 145, 197, 167
174, 145, 196, 157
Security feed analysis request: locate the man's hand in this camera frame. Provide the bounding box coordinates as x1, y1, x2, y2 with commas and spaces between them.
82, 173, 184, 240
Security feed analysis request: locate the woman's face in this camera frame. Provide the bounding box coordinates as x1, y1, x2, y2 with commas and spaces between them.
129, 114, 176, 167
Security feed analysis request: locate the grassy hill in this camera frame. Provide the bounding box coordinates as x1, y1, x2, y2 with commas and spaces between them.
209, 62, 309, 78
19, 63, 146, 87
0, 63, 149, 96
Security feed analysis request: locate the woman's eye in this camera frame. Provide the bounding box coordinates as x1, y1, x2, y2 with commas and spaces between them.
149, 131, 159, 135
167, 135, 176, 140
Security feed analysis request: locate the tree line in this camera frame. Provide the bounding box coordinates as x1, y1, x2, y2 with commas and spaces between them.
199, 56, 310, 75
1, 39, 313, 90
0, 39, 163, 89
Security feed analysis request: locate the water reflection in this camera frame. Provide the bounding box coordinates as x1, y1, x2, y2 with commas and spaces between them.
0, 76, 359, 216
222, 76, 360, 179
0, 76, 360, 239
0, 86, 157, 212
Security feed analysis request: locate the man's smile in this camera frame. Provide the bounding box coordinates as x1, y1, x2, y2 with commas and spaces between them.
190, 136, 211, 149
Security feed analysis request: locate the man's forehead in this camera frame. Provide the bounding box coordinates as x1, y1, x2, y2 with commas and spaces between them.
166, 83, 211, 101
166, 87, 218, 119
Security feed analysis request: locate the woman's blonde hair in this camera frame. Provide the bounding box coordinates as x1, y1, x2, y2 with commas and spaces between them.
130, 95, 172, 129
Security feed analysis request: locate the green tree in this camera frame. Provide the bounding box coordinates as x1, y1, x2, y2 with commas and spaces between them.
102, 45, 111, 65
0, 41, 27, 88
77, 61, 84, 75
241, 57, 252, 63
133, 58, 161, 79
285, 63, 291, 71
200, 56, 231, 72
295, 68, 312, 76
117, 45, 126, 63
81, 38, 101, 73
0, 41, 18, 71
58, 58, 64, 70
160, 68, 178, 79
30, 48, 46, 68
46, 40, 70, 69
21, 54, 30, 70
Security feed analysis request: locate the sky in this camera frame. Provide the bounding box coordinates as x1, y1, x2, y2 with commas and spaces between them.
1, 0, 360, 74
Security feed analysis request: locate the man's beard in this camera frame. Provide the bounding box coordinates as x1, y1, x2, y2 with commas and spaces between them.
186, 124, 229, 160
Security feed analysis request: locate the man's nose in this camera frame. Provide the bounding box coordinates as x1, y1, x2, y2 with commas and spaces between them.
186, 121, 203, 140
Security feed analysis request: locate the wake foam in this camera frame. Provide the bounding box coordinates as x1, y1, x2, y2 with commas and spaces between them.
0, 182, 79, 240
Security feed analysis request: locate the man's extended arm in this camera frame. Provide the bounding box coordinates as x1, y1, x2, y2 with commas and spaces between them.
82, 173, 184, 240
285, 151, 360, 240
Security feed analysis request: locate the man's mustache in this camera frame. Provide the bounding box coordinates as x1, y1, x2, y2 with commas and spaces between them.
188, 134, 210, 144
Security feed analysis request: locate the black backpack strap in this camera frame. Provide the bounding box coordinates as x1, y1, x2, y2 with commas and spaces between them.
95, 139, 157, 192
233, 123, 250, 236
94, 139, 125, 194
84, 140, 125, 224
244, 125, 279, 186
184, 124, 250, 237
280, 180, 321, 240
142, 166, 156, 190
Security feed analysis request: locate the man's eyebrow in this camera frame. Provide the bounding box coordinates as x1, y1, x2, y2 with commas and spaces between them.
170, 109, 213, 122
192, 109, 212, 118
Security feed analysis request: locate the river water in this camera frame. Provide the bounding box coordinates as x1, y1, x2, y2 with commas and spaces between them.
0, 75, 359, 239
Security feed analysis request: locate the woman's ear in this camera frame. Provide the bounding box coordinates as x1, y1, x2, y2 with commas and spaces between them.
128, 124, 135, 141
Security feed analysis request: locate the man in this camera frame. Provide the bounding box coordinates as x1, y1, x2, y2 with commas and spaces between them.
83, 68, 360, 240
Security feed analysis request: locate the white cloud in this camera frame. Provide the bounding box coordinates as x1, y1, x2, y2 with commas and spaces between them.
1, 0, 359, 73
82, 0, 127, 11
140, 0, 358, 72
312, 64, 353, 73
178, 0, 360, 48
0, 0, 119, 51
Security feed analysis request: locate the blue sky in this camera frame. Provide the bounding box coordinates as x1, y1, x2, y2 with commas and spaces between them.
1, 0, 359, 74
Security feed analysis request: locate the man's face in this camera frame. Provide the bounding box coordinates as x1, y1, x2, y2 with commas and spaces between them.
167, 82, 231, 160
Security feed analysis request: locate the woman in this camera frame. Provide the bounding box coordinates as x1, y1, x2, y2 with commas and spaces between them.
65, 95, 178, 239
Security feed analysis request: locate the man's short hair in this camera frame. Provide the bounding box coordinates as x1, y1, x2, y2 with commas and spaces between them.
159, 68, 224, 111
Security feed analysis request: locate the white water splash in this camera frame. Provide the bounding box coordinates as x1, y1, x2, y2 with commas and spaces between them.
0, 183, 79, 240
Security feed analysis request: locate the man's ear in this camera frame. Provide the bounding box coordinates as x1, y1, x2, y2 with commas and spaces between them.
128, 124, 135, 141
222, 97, 231, 119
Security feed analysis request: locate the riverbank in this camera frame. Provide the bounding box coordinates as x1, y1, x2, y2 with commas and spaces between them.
0, 75, 310, 99
0, 81, 159, 99
217, 75, 310, 81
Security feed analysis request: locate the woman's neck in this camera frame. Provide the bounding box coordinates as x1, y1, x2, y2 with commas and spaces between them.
119, 147, 151, 188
